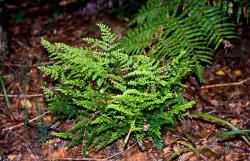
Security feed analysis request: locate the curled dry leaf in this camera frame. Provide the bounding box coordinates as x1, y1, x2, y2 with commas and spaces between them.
20, 99, 32, 109
233, 70, 241, 76
215, 70, 225, 76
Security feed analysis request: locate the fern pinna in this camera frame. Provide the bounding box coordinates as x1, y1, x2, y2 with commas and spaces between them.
40, 24, 194, 153
216, 0, 250, 23
121, 0, 237, 82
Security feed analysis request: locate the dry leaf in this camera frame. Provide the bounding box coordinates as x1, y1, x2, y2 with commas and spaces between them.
229, 119, 238, 125
20, 99, 32, 108
210, 99, 219, 107
233, 70, 241, 76
163, 147, 171, 155
215, 70, 225, 76
50, 148, 66, 159
43, 115, 53, 124
127, 152, 149, 161
8, 154, 17, 160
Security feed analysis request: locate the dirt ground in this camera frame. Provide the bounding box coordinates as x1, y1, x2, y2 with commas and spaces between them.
0, 4, 249, 161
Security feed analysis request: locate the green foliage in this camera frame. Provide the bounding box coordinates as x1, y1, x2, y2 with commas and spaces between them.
121, 0, 237, 81
40, 24, 194, 153
10, 12, 26, 24
217, 130, 250, 138
37, 106, 48, 143
215, 0, 250, 23
0, 75, 13, 120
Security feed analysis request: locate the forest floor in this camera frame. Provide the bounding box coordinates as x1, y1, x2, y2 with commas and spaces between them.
0, 5, 249, 161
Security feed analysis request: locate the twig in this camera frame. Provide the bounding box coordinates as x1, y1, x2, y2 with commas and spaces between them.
0, 93, 44, 98
201, 77, 250, 89
2, 111, 49, 133
44, 142, 137, 161
2, 61, 54, 68
124, 129, 132, 148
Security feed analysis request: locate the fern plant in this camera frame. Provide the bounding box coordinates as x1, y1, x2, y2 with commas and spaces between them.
121, 0, 238, 82
40, 24, 194, 153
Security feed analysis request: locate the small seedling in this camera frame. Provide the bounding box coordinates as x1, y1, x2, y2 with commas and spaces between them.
37, 105, 48, 143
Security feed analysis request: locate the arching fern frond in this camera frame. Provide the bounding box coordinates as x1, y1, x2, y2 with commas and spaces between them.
121, 0, 238, 81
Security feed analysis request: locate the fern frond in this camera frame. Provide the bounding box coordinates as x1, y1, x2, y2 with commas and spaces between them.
122, 0, 238, 82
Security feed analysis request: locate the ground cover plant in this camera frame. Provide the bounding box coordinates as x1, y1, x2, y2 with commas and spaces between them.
40, 24, 194, 154
0, 0, 249, 160
39, 0, 246, 156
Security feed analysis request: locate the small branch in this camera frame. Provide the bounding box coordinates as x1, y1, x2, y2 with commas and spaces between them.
2, 111, 49, 133
2, 61, 54, 68
124, 129, 132, 148
0, 93, 44, 98
201, 77, 250, 89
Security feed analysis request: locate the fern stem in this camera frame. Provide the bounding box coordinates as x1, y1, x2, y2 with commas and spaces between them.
124, 129, 133, 148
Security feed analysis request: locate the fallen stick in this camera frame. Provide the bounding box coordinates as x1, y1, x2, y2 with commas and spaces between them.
3, 61, 54, 68
2, 111, 49, 133
0, 93, 44, 98
201, 77, 250, 89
